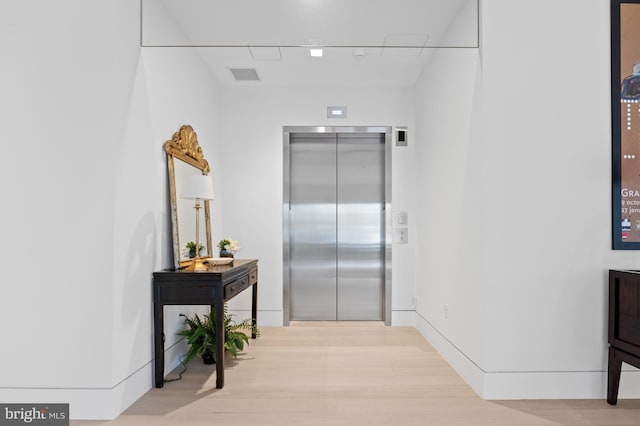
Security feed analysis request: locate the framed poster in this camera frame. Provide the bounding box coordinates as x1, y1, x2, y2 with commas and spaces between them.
612, 0, 640, 249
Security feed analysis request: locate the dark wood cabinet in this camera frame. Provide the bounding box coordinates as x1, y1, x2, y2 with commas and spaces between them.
608, 269, 640, 404
153, 259, 258, 389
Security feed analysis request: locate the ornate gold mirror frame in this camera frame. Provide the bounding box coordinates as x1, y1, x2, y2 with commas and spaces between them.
165, 125, 213, 269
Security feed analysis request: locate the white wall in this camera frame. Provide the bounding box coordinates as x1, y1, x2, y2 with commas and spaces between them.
0, 1, 225, 419
414, 0, 640, 399
413, 46, 487, 390
216, 85, 417, 325
0, 0, 140, 418
135, 45, 226, 382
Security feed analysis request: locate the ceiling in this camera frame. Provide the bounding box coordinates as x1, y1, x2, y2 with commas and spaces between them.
141, 0, 479, 87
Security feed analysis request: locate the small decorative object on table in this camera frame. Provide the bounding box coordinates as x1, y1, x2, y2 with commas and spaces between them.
206, 257, 234, 266
184, 241, 205, 259
217, 238, 239, 258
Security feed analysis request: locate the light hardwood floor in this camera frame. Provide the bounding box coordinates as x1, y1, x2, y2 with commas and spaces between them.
72, 322, 640, 426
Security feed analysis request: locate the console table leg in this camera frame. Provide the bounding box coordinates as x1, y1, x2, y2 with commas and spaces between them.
608, 347, 622, 405
251, 281, 258, 339
153, 302, 165, 388
215, 292, 225, 389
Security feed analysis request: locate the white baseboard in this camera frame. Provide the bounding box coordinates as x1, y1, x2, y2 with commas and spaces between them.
227, 309, 283, 326
413, 313, 640, 400
230, 310, 417, 327
391, 310, 415, 326
0, 362, 152, 420
617, 369, 640, 399
483, 368, 640, 400
414, 312, 485, 396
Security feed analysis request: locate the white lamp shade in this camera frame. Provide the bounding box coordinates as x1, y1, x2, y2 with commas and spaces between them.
181, 175, 215, 200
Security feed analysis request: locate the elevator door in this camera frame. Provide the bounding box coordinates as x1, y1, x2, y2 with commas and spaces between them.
289, 132, 384, 320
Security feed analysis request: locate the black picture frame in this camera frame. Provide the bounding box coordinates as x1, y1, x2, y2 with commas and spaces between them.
612, 0, 640, 249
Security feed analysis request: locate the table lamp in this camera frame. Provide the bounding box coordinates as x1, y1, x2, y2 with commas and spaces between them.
181, 174, 215, 271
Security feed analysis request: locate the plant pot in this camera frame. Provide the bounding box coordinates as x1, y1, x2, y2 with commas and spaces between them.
219, 249, 234, 258
202, 351, 216, 364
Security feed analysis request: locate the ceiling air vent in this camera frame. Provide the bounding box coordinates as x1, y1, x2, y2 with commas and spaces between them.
229, 68, 260, 82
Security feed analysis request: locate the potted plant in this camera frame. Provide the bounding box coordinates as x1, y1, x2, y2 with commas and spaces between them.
184, 241, 205, 259
217, 239, 239, 257
178, 305, 260, 364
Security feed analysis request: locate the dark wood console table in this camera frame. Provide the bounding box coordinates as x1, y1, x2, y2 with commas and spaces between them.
153, 259, 258, 389
608, 269, 640, 405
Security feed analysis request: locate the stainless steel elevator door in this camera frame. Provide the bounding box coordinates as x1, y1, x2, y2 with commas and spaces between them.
290, 133, 337, 320
289, 132, 384, 321
336, 133, 384, 320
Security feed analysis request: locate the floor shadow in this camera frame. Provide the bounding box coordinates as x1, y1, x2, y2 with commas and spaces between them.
120, 353, 245, 417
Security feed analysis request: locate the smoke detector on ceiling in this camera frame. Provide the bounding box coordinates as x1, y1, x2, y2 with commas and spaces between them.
229, 68, 261, 82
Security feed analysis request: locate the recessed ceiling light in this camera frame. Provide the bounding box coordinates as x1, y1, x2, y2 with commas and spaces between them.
309, 48, 323, 57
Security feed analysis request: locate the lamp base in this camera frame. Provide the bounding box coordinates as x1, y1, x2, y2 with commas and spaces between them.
181, 256, 208, 272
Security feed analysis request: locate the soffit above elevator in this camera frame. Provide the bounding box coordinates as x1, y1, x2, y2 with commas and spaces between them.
141, 0, 479, 87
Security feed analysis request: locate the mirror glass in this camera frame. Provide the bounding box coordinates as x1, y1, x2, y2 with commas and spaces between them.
165, 125, 213, 269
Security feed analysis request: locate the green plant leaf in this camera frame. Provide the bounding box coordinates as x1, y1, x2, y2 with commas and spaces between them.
177, 304, 260, 364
